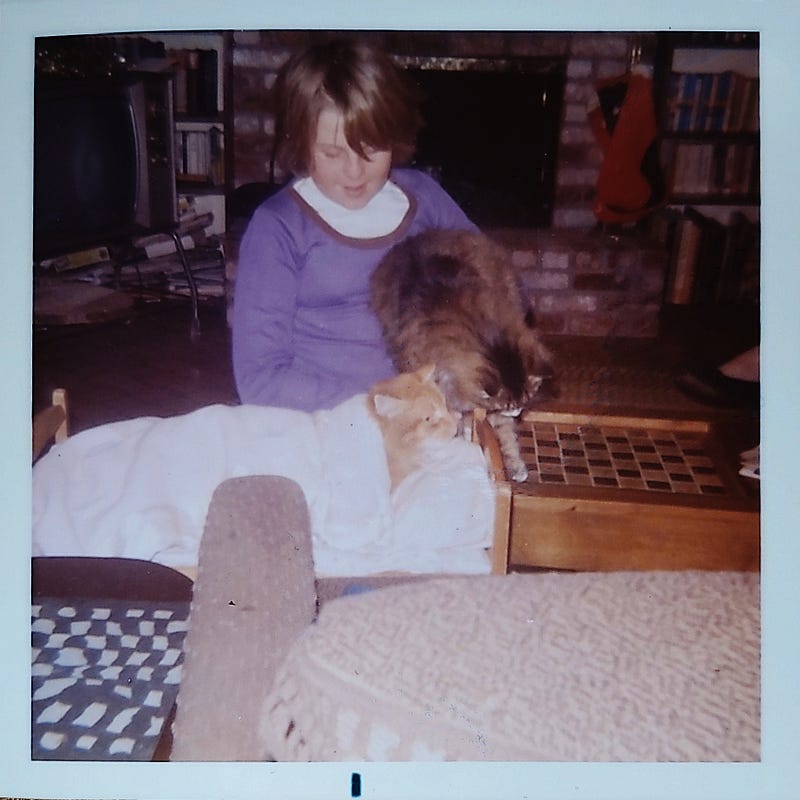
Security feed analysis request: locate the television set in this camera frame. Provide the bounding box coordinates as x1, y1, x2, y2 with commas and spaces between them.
33, 70, 177, 263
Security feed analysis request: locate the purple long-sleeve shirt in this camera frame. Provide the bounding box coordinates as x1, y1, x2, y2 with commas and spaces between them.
231, 168, 476, 411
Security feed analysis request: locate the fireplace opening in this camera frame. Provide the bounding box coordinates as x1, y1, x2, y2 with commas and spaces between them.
400, 57, 565, 228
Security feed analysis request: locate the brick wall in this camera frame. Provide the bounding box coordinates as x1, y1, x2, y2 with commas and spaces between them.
494, 228, 666, 337
231, 30, 649, 228
557, 34, 632, 227
229, 30, 667, 336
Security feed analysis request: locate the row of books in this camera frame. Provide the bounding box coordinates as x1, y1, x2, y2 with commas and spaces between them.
167, 48, 219, 117
664, 70, 759, 133
175, 125, 225, 186
654, 208, 760, 306
663, 140, 759, 198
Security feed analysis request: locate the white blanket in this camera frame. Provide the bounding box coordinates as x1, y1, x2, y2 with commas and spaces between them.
32, 395, 494, 576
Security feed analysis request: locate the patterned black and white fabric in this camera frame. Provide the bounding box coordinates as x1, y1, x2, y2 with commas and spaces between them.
31, 597, 190, 760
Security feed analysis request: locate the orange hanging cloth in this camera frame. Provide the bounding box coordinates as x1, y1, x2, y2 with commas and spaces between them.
588, 65, 664, 224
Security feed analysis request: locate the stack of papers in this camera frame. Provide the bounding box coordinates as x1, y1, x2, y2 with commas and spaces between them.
739, 444, 759, 480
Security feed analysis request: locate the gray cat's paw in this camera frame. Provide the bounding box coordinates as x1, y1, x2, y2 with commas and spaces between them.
508, 462, 529, 482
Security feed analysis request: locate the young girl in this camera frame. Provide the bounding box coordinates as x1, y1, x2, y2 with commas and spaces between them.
231, 38, 477, 412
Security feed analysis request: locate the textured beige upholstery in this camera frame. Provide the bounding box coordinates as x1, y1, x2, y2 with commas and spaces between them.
262, 571, 760, 761
171, 475, 760, 762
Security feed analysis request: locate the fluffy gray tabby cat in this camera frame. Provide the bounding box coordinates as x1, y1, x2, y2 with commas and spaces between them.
370, 229, 555, 481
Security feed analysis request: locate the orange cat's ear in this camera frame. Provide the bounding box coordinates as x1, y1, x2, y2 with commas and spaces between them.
372, 393, 406, 419
417, 363, 437, 383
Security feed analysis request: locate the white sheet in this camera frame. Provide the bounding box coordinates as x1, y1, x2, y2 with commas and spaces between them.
32, 395, 494, 576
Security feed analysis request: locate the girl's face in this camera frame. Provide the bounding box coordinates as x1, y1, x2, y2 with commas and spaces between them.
309, 107, 392, 210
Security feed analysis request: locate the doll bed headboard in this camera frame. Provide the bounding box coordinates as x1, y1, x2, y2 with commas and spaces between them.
32, 388, 68, 463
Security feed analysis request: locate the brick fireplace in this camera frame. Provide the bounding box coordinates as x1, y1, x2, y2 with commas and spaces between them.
230, 30, 667, 337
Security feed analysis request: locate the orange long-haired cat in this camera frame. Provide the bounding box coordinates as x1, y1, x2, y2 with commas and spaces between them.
367, 364, 461, 489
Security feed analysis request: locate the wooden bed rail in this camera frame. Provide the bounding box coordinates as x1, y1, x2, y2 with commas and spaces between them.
471, 409, 511, 575
32, 388, 69, 462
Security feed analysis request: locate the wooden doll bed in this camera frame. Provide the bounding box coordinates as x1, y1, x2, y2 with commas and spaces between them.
33, 391, 759, 581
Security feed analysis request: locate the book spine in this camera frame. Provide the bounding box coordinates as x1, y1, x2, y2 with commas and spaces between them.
209, 126, 225, 186
685, 208, 726, 305
198, 49, 219, 116
692, 73, 714, 132
709, 71, 732, 132
675, 73, 698, 132
185, 50, 201, 116
168, 49, 188, 114
667, 215, 702, 304
665, 72, 681, 131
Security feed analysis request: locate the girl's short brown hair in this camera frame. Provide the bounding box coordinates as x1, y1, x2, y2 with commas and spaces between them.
273, 39, 423, 175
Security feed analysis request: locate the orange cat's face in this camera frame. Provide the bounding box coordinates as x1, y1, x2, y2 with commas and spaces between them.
367, 366, 461, 488
368, 364, 460, 448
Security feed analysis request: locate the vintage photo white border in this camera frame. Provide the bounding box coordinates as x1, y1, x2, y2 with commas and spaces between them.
2, 0, 799, 798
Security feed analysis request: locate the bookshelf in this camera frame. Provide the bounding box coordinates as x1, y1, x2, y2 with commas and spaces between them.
653, 32, 760, 306
657, 33, 759, 206
140, 32, 232, 237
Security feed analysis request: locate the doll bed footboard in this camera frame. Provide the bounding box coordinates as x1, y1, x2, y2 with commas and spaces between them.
472, 407, 760, 573
471, 410, 511, 575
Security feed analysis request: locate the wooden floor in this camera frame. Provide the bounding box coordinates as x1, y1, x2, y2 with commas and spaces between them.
32, 295, 760, 479
33, 297, 238, 436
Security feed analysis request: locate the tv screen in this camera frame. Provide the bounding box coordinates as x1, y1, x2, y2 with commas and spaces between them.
35, 86, 137, 253
33, 72, 177, 262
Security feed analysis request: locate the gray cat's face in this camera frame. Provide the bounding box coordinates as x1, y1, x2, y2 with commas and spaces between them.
479, 373, 552, 416
475, 333, 555, 414
435, 344, 555, 416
